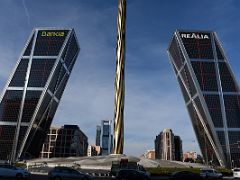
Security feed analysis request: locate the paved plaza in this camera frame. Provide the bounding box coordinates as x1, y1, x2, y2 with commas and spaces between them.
0, 174, 235, 180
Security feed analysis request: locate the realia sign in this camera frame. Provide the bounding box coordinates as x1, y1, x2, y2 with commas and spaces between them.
180, 33, 210, 39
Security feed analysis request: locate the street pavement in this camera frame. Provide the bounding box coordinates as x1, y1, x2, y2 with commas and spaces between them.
0, 174, 236, 180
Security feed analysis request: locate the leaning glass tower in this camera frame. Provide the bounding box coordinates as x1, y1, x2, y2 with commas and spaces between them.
0, 28, 79, 162
168, 30, 240, 167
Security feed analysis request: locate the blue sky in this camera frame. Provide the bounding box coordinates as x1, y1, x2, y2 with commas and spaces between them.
0, 0, 240, 156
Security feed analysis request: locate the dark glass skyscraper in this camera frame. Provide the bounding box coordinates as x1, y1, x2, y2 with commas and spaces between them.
101, 120, 112, 155
0, 28, 79, 162
174, 136, 183, 161
40, 125, 88, 158
96, 125, 101, 146
168, 30, 240, 167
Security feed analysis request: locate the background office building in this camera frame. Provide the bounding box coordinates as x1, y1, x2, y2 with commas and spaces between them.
183, 151, 203, 163
99, 120, 113, 155
96, 125, 101, 146
40, 126, 59, 158
155, 128, 182, 161
144, 150, 156, 160
0, 28, 80, 161
174, 136, 183, 161
87, 145, 101, 157
41, 125, 88, 158
87, 145, 97, 157
168, 30, 240, 167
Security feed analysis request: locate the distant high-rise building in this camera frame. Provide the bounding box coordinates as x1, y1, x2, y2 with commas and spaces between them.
87, 144, 101, 157
155, 129, 182, 161
174, 136, 183, 161
100, 120, 112, 155
87, 145, 97, 157
155, 129, 175, 160
0, 28, 80, 162
155, 134, 162, 160
168, 30, 240, 167
144, 150, 155, 160
183, 151, 203, 162
40, 125, 88, 158
96, 125, 101, 146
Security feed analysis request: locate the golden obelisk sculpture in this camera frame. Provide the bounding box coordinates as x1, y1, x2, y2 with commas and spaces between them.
113, 0, 126, 154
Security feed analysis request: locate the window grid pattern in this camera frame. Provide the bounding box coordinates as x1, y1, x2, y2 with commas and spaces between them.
0, 125, 16, 160
177, 76, 190, 102
52, 126, 88, 157
187, 103, 217, 163
22, 91, 42, 122
168, 37, 185, 70
194, 97, 215, 139
180, 66, 197, 97
216, 131, 227, 161
29, 102, 58, 157
63, 35, 79, 68
34, 93, 52, 125
9, 59, 29, 87
219, 62, 238, 92
168, 31, 240, 167
23, 35, 34, 56
181, 33, 213, 59
228, 131, 240, 153
216, 131, 226, 148
0, 90, 23, 122
224, 95, 240, 128
204, 95, 223, 127
54, 65, 66, 93
28, 59, 56, 87
214, 40, 224, 60
55, 74, 69, 99
228, 131, 240, 167
16, 126, 28, 153
48, 63, 62, 93
191, 62, 218, 91
0, 29, 79, 161
22, 29, 80, 158
25, 126, 47, 157
173, 64, 178, 74
34, 30, 69, 56
68, 55, 78, 73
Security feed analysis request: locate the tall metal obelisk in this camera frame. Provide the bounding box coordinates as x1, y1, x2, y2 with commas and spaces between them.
113, 0, 126, 154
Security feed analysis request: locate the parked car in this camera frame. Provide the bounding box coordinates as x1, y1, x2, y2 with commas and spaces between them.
0, 164, 31, 179
138, 165, 151, 177
233, 168, 240, 179
48, 166, 93, 180
170, 171, 203, 180
200, 168, 223, 179
116, 169, 150, 180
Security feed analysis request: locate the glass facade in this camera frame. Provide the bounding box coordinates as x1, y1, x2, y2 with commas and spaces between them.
46, 125, 88, 158
9, 59, 29, 87
28, 59, 56, 87
100, 120, 112, 155
0, 28, 80, 161
95, 125, 101, 146
168, 30, 240, 168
